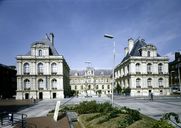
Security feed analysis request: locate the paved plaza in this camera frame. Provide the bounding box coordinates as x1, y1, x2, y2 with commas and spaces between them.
1, 96, 181, 127
15, 95, 181, 120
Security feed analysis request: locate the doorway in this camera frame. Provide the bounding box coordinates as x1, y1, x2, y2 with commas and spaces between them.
53, 93, 56, 99
39, 92, 43, 99
25, 93, 29, 99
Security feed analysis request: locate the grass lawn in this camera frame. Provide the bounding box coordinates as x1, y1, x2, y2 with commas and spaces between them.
78, 113, 156, 128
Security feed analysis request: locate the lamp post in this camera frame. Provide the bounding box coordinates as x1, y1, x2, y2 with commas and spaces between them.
104, 34, 115, 106
178, 64, 181, 96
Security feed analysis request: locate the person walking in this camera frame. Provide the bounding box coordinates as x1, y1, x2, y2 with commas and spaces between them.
150, 92, 153, 101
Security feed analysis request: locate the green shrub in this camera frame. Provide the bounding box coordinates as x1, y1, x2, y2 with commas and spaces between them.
152, 120, 175, 128
117, 115, 133, 128
74, 101, 114, 114
75, 100, 98, 114
122, 107, 141, 121
96, 102, 113, 113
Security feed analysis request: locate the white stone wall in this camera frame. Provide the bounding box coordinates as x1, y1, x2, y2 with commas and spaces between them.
115, 53, 170, 96
16, 43, 68, 100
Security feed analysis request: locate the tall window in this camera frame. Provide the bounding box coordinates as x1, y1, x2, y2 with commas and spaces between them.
107, 85, 110, 89
38, 50, 42, 56
147, 78, 152, 87
102, 85, 104, 89
51, 63, 57, 74
147, 51, 151, 57
96, 85, 99, 89
88, 85, 91, 89
136, 78, 141, 87
24, 79, 30, 89
136, 63, 140, 73
147, 63, 152, 73
158, 78, 163, 87
158, 63, 163, 73
51, 79, 57, 89
38, 63, 43, 74
38, 79, 44, 90
24, 63, 30, 74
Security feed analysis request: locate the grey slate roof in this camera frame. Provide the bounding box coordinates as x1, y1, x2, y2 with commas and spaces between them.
70, 69, 112, 76
25, 38, 59, 56
121, 39, 160, 63
0, 64, 16, 70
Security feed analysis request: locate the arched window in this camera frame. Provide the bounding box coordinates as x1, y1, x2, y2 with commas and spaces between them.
75, 85, 77, 90
24, 79, 30, 90
147, 78, 152, 87
158, 78, 163, 87
96, 85, 98, 89
147, 63, 152, 73
38, 63, 43, 74
158, 63, 163, 73
51, 79, 57, 89
136, 63, 140, 73
107, 85, 110, 89
88, 85, 91, 90
24, 63, 30, 74
38, 79, 44, 90
51, 63, 57, 74
81, 85, 83, 90
38, 50, 42, 56
147, 51, 151, 57
102, 85, 104, 89
136, 78, 141, 88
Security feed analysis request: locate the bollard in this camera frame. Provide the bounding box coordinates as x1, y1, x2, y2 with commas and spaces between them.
21, 114, 25, 128
11, 113, 14, 126
1, 115, 3, 125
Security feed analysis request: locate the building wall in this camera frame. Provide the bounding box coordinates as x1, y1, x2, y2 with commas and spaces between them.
169, 52, 181, 94
0, 64, 17, 99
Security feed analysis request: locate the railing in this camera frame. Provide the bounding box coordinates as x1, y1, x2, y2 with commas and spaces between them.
0, 112, 27, 128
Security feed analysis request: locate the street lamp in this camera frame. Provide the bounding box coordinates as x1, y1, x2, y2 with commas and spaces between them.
104, 34, 115, 106
177, 64, 181, 96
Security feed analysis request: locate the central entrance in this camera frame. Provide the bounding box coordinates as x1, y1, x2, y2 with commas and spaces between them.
53, 93, 56, 99
39, 92, 43, 99
25, 93, 29, 99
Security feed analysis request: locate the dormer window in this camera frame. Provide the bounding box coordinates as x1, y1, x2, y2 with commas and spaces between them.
39, 50, 42, 56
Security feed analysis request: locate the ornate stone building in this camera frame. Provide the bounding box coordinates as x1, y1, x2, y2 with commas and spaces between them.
115, 38, 170, 96
16, 33, 70, 100
70, 67, 112, 97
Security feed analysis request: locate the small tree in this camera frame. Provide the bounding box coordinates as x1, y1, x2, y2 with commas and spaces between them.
123, 87, 131, 96
97, 90, 102, 97
114, 84, 122, 95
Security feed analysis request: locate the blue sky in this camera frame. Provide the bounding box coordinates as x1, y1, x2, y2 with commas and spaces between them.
0, 0, 181, 69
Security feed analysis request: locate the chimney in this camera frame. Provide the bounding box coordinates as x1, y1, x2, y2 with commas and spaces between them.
49, 33, 54, 46
124, 47, 128, 56
175, 52, 181, 61
128, 38, 134, 53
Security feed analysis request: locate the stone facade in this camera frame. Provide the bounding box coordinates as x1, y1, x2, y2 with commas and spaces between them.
16, 33, 70, 100
115, 38, 170, 96
70, 67, 112, 97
